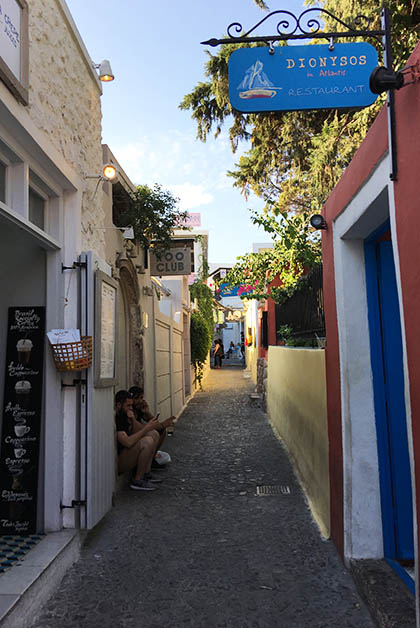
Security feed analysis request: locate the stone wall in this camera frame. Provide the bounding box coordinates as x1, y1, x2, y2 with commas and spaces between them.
27, 0, 105, 258
256, 357, 267, 411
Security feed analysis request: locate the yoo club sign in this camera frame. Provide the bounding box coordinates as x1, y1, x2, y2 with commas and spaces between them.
150, 248, 192, 277
228, 42, 378, 113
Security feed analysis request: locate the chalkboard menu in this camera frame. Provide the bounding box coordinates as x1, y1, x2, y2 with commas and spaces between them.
0, 307, 45, 535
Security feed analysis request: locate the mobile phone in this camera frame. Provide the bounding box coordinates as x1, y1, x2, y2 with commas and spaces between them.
155, 413, 160, 420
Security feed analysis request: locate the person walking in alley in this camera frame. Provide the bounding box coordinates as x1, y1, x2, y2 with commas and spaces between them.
115, 390, 162, 491
213, 338, 223, 369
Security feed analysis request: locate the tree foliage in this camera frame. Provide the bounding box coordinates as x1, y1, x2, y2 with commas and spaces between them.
116, 184, 188, 250
189, 281, 214, 388
190, 280, 214, 337
190, 311, 211, 389
181, 0, 420, 296
224, 212, 321, 303
180, 0, 420, 217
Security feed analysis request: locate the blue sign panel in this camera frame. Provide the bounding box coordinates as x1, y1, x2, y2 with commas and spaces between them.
228, 42, 378, 113
219, 283, 240, 297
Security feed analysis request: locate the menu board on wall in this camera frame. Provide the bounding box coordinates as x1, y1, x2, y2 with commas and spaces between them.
94, 270, 118, 387
100, 281, 116, 380
0, 306, 45, 535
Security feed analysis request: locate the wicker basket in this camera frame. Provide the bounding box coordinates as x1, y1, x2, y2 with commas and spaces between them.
50, 336, 93, 372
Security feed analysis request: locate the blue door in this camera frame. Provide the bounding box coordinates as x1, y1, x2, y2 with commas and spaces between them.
365, 230, 414, 564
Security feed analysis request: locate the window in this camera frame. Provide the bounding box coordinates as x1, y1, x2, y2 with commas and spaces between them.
0, 162, 5, 203
0, 0, 29, 105
29, 187, 45, 230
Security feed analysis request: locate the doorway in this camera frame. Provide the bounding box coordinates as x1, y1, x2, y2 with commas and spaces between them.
365, 224, 414, 591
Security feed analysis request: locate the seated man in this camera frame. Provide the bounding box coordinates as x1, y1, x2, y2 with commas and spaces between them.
128, 386, 175, 469
115, 390, 162, 491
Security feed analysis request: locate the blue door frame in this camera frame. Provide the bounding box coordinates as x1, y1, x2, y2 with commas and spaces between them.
365, 222, 414, 593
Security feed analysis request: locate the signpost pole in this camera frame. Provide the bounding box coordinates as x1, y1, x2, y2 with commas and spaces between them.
382, 6, 398, 180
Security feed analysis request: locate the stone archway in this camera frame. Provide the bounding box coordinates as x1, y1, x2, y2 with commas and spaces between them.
117, 261, 144, 389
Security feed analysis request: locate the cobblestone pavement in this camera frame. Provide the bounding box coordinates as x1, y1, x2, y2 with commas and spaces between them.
31, 367, 375, 628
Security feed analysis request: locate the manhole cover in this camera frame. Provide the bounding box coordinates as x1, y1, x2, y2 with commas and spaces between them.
256, 485, 291, 496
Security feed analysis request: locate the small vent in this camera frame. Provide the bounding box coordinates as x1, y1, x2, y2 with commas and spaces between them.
256, 485, 291, 496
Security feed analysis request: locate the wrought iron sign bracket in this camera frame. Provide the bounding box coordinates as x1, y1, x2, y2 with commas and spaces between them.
202, 6, 399, 180
201, 8, 386, 49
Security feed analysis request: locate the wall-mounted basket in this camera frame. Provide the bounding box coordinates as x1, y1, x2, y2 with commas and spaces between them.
50, 336, 93, 372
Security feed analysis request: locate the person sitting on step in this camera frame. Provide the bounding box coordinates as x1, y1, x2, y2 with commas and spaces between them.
128, 385, 175, 470
114, 390, 163, 491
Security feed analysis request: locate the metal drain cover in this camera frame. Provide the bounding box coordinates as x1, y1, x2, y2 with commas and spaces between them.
256, 485, 291, 496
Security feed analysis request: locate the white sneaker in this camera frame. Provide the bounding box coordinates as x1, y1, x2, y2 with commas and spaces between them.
130, 479, 157, 491
155, 450, 171, 465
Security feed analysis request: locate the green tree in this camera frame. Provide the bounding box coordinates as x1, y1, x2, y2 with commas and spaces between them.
180, 0, 420, 219
189, 280, 214, 388
115, 184, 188, 250
224, 212, 321, 303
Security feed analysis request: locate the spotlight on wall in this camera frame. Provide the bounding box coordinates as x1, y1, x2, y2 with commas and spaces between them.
93, 59, 115, 82
121, 226, 134, 239
85, 163, 119, 183
310, 214, 328, 230
102, 163, 118, 181
369, 66, 404, 94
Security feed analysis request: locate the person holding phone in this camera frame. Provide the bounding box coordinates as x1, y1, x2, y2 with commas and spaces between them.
129, 386, 175, 470
115, 390, 163, 491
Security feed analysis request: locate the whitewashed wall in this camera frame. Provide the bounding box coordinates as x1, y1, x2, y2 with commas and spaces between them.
28, 0, 105, 258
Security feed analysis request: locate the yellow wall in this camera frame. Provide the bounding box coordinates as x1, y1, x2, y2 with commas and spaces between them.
267, 346, 330, 537
246, 346, 258, 385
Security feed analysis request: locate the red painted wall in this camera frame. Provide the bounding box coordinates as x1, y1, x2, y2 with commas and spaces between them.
392, 44, 420, 593
322, 40, 420, 579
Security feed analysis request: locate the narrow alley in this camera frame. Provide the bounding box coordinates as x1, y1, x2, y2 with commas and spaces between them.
30, 366, 374, 628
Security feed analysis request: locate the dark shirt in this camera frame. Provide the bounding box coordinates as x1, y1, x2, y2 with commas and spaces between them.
115, 412, 132, 455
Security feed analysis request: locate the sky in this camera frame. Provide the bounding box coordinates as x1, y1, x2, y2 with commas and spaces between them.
65, 0, 305, 264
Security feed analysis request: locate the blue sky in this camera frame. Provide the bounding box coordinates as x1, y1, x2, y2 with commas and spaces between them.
66, 0, 305, 264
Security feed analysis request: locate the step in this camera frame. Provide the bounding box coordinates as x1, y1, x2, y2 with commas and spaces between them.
0, 529, 81, 628
350, 559, 416, 628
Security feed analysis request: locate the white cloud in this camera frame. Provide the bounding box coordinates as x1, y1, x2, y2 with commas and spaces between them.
168, 183, 213, 211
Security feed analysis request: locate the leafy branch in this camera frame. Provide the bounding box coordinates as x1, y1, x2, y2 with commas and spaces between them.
115, 184, 189, 250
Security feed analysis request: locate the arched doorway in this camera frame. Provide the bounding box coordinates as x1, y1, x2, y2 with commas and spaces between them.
115, 261, 144, 390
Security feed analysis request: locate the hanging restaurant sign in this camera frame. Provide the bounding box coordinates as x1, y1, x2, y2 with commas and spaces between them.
228, 42, 378, 113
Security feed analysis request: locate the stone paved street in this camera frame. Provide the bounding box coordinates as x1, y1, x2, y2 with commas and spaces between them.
31, 366, 375, 628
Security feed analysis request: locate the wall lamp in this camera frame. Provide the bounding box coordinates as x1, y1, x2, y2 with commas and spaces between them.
93, 59, 115, 82
85, 163, 119, 183
369, 66, 404, 94
120, 226, 134, 239
310, 214, 328, 230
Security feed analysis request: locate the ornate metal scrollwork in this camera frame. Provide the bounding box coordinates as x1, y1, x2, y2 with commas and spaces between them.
201, 8, 383, 47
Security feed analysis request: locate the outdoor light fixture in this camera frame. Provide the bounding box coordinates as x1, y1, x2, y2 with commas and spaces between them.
369, 66, 404, 94
93, 59, 115, 82
85, 163, 119, 183
121, 226, 134, 239
310, 214, 328, 230
102, 163, 118, 181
